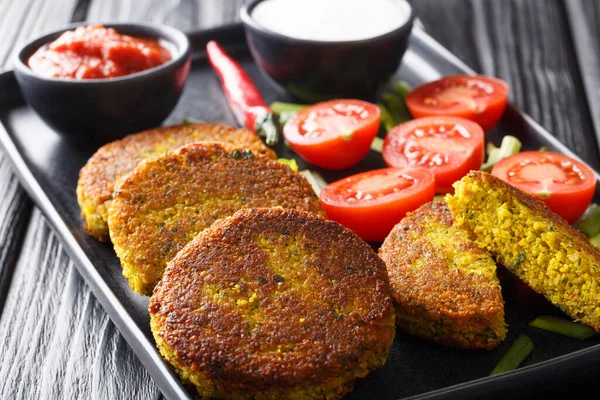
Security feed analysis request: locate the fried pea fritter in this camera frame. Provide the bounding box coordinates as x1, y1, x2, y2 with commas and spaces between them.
149, 207, 395, 399
379, 201, 506, 350
108, 143, 322, 295
77, 123, 276, 241
447, 171, 600, 331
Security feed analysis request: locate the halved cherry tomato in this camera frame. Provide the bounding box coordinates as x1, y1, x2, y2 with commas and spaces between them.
491, 151, 597, 224
382, 116, 484, 194
405, 75, 508, 131
283, 99, 380, 170
320, 168, 435, 242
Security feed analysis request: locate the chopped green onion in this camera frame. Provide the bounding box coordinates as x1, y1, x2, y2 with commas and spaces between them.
377, 103, 396, 132
277, 158, 298, 171
255, 112, 279, 146
529, 316, 598, 339
539, 146, 549, 152
278, 111, 297, 126
393, 81, 412, 98
508, 252, 525, 269
434, 195, 445, 202
590, 234, 600, 249
383, 93, 411, 125
490, 334, 533, 376
182, 117, 204, 124
270, 102, 307, 114
370, 137, 384, 153
576, 204, 600, 238
299, 169, 328, 196
481, 135, 522, 171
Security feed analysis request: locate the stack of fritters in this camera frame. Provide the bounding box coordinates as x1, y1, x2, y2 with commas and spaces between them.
77, 123, 396, 399
77, 122, 276, 241
107, 142, 322, 295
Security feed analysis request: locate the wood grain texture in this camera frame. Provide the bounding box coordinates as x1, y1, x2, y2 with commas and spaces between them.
0, 210, 161, 400
0, 151, 31, 314
0, 0, 79, 68
0, 1, 599, 400
0, 0, 80, 315
412, 0, 600, 169
565, 0, 600, 156
87, 0, 244, 32
0, 2, 244, 399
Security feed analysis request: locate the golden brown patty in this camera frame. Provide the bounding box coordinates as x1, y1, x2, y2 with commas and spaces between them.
446, 171, 600, 331
108, 143, 323, 295
379, 201, 506, 350
77, 123, 276, 241
149, 207, 395, 400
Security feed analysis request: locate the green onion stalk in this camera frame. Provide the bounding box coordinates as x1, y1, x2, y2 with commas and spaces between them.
481, 135, 522, 171
299, 169, 328, 196
490, 334, 533, 376
576, 204, 600, 238
529, 316, 598, 340
276, 158, 298, 171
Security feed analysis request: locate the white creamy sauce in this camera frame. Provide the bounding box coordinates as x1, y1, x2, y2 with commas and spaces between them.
251, 0, 411, 42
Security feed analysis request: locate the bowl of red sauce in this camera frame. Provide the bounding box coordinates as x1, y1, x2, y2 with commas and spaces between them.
14, 23, 191, 148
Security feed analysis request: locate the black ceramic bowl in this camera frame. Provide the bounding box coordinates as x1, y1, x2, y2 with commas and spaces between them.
13, 22, 191, 149
240, 0, 414, 102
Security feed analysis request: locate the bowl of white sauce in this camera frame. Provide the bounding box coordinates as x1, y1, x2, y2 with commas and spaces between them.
240, 0, 414, 102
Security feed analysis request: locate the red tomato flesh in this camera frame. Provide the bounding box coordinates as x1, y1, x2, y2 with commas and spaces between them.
405, 75, 508, 131
283, 99, 380, 170
491, 151, 597, 224
382, 116, 484, 194
320, 168, 435, 242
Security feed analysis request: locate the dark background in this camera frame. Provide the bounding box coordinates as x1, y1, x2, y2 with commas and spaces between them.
0, 0, 598, 399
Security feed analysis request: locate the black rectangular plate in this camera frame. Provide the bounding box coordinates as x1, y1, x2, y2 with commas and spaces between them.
1, 24, 600, 400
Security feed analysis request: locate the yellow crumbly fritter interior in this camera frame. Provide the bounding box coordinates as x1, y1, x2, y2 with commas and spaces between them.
446, 171, 600, 331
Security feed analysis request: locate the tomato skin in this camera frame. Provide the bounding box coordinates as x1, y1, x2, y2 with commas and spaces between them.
405, 75, 509, 131
382, 116, 485, 194
283, 99, 380, 170
491, 151, 597, 224
320, 168, 435, 242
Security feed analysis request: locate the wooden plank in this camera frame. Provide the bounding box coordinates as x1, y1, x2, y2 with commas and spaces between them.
412, 0, 600, 169
0, 151, 31, 314
0, 210, 162, 400
0, 2, 245, 400
564, 0, 600, 156
0, 0, 80, 313
0, 0, 79, 67
0, 0, 162, 399
0, 0, 80, 311
87, 0, 244, 32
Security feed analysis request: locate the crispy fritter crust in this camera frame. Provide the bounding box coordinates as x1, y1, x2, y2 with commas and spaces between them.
77, 123, 276, 241
379, 201, 506, 350
447, 171, 600, 331
108, 143, 323, 295
149, 207, 395, 399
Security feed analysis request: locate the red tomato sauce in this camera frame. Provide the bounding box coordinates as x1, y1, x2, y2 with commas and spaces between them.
28, 25, 172, 79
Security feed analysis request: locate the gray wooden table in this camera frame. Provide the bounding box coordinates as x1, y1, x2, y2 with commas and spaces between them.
1, 0, 599, 399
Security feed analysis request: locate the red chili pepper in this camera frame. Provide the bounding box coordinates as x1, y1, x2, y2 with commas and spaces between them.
206, 40, 278, 145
